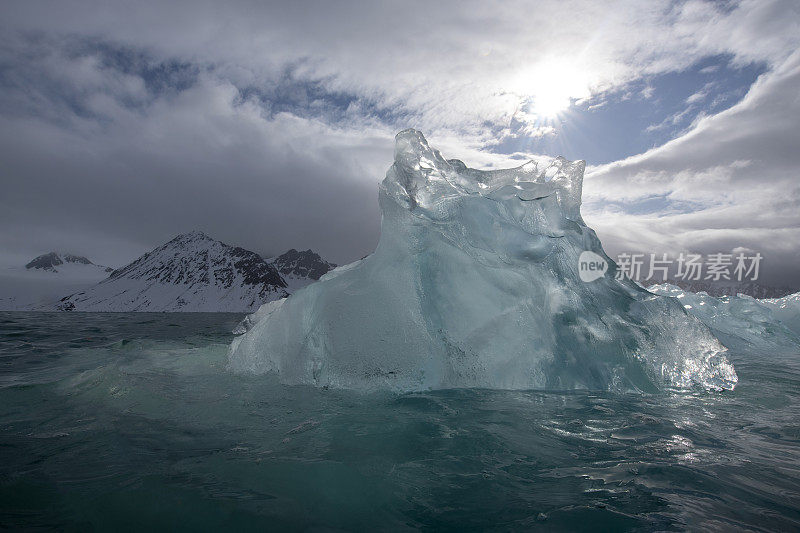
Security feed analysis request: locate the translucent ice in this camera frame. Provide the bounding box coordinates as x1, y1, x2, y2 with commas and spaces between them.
762, 292, 800, 338
649, 284, 800, 351
229, 130, 737, 392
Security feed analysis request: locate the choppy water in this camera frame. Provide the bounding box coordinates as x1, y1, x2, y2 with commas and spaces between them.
1, 312, 799, 531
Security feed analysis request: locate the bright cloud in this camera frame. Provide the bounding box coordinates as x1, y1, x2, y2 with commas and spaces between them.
584, 49, 800, 285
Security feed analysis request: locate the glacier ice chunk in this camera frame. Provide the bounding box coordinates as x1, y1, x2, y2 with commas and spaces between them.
649, 284, 800, 351
229, 130, 737, 392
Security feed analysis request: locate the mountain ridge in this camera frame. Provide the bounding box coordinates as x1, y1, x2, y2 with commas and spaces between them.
270, 248, 337, 291
57, 231, 290, 312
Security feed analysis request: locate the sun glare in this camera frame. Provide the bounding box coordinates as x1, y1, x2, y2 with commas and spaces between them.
530, 89, 571, 117
511, 60, 590, 119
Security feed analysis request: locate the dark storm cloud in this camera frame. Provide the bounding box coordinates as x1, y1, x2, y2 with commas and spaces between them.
0, 32, 394, 265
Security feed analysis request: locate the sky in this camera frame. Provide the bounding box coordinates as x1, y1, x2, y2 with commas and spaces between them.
1, 0, 798, 287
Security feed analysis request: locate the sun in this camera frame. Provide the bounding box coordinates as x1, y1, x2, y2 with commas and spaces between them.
510, 59, 590, 119
530, 89, 571, 117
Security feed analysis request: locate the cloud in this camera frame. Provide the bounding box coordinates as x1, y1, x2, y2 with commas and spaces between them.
3, 0, 798, 135
584, 50, 800, 286
0, 53, 395, 264
0, 0, 798, 282
686, 82, 715, 104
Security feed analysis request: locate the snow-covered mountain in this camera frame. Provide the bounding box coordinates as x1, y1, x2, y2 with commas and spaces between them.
57, 231, 288, 312
25, 252, 114, 273
0, 252, 114, 310
269, 249, 337, 291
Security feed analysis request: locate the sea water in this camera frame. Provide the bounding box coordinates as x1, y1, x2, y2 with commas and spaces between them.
1, 312, 799, 530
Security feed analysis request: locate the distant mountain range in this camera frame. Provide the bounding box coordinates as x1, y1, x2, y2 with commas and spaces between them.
0, 232, 338, 312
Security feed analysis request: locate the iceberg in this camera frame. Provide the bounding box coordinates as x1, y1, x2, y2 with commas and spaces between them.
229, 130, 737, 392
649, 284, 800, 351
762, 292, 800, 338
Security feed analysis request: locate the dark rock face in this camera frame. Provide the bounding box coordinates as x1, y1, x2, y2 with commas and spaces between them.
25, 252, 97, 272
271, 249, 337, 280
63, 254, 92, 265
232, 247, 287, 291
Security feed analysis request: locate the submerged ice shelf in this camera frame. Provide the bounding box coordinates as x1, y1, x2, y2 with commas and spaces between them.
229, 130, 738, 392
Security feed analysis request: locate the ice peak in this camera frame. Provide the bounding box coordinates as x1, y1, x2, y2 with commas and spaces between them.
394, 129, 446, 166
384, 129, 586, 222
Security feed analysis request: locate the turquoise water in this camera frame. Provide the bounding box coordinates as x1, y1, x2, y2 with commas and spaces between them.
1, 312, 799, 531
